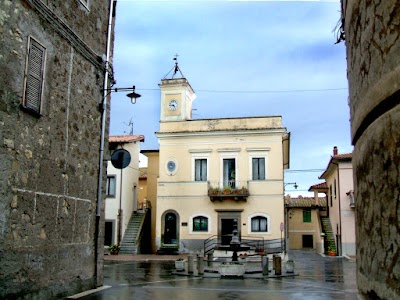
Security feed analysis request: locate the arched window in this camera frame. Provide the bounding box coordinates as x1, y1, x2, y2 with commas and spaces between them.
193, 216, 208, 232
251, 216, 268, 232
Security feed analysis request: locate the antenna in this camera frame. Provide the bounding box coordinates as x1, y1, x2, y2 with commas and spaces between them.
123, 117, 134, 135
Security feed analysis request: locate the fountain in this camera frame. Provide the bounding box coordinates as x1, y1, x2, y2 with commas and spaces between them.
219, 219, 250, 277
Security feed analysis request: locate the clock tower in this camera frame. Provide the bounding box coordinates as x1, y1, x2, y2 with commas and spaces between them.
159, 78, 196, 122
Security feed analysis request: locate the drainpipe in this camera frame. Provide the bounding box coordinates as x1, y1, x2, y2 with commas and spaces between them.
95, 0, 116, 285
332, 161, 342, 256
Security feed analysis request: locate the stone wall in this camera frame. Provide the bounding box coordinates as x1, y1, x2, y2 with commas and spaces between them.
342, 0, 400, 299
0, 0, 112, 298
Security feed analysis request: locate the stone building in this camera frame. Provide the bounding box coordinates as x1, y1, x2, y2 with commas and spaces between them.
341, 0, 400, 298
0, 0, 114, 298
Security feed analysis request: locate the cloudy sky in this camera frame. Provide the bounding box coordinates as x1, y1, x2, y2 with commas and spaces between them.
109, 0, 353, 196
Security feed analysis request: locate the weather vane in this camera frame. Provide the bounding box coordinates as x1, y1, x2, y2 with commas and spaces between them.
163, 54, 185, 79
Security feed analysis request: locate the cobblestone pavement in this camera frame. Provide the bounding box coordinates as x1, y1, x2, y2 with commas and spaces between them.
67, 251, 357, 300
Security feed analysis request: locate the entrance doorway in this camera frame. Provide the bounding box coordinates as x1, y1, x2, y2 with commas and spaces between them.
221, 219, 235, 245
302, 234, 313, 248
164, 212, 177, 245
218, 210, 242, 246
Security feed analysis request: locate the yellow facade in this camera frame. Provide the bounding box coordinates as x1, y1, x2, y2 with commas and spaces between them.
155, 78, 290, 253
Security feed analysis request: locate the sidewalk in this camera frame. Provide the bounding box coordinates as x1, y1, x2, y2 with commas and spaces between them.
104, 253, 189, 262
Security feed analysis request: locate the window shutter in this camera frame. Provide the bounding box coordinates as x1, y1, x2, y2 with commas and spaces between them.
24, 38, 46, 113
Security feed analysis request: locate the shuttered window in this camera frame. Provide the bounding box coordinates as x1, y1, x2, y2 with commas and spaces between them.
23, 37, 46, 115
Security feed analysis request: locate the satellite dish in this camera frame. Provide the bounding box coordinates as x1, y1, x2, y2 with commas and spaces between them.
111, 149, 131, 169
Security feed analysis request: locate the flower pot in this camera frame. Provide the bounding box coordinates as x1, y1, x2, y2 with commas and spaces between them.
175, 260, 185, 271
285, 261, 295, 273
111, 251, 119, 255
328, 251, 336, 256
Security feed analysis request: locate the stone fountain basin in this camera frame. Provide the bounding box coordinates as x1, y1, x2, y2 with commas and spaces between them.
219, 262, 246, 277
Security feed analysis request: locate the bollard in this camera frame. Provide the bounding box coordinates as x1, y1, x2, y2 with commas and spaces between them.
207, 252, 213, 267
273, 255, 282, 275
198, 256, 204, 275
188, 254, 194, 274
262, 256, 269, 276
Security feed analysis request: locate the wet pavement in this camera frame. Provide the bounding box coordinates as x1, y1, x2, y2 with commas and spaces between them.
68, 251, 357, 300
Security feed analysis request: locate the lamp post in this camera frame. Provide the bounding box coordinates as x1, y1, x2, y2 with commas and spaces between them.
95, 82, 141, 283
283, 182, 297, 258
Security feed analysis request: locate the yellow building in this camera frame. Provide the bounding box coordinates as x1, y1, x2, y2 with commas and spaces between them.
285, 195, 326, 252
155, 77, 290, 254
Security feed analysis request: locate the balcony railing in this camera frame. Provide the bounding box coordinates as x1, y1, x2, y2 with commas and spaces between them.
208, 181, 249, 202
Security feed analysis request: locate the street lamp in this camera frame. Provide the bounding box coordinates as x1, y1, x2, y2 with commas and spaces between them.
104, 85, 141, 104
284, 182, 298, 190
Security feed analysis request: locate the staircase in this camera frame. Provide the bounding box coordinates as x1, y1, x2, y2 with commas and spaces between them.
119, 211, 146, 254
320, 217, 336, 252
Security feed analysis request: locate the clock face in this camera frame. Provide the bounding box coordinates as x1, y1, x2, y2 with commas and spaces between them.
167, 161, 176, 172
168, 100, 178, 111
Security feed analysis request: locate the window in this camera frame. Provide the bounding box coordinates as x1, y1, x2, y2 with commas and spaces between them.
195, 159, 207, 181
106, 175, 116, 197
23, 37, 46, 115
334, 178, 337, 198
252, 158, 265, 180
303, 209, 311, 222
223, 158, 236, 188
251, 216, 268, 232
330, 184, 333, 207
193, 216, 208, 232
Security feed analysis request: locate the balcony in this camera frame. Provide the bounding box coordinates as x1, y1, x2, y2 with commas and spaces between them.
208, 181, 249, 202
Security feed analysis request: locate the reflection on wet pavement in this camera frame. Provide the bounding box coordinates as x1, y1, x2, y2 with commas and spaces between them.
74, 251, 357, 300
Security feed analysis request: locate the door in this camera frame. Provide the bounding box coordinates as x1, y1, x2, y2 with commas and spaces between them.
164, 213, 177, 245
223, 159, 236, 188
221, 219, 235, 245
104, 221, 113, 246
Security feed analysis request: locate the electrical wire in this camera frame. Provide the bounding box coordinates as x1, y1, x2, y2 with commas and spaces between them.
135, 87, 347, 94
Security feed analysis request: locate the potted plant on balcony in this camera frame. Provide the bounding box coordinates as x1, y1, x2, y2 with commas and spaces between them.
175, 258, 185, 271
327, 245, 336, 256
109, 244, 120, 255
223, 186, 233, 195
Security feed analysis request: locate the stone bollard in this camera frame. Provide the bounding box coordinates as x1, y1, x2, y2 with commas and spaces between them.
207, 252, 213, 267
188, 254, 194, 274
198, 256, 204, 275
273, 255, 282, 275
262, 256, 269, 276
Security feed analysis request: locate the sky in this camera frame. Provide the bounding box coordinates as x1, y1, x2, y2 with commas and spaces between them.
109, 0, 353, 196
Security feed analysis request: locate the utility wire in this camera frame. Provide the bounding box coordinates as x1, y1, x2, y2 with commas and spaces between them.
136, 87, 347, 94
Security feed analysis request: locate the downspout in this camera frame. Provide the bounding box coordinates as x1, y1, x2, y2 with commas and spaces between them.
333, 161, 342, 256
95, 0, 116, 285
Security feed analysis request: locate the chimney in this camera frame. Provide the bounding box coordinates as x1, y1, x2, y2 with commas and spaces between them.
333, 146, 338, 156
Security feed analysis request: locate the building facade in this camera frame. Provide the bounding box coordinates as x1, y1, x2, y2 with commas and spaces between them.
285, 196, 326, 252
319, 147, 355, 257
0, 0, 114, 298
141, 150, 160, 253
341, 1, 400, 298
155, 78, 290, 254
105, 135, 144, 246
